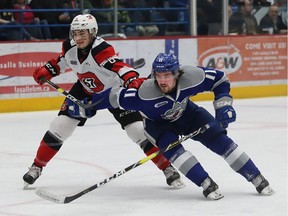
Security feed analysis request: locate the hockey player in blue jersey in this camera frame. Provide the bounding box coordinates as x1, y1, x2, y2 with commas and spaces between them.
68, 53, 275, 200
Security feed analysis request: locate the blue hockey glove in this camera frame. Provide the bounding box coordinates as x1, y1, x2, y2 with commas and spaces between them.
213, 93, 236, 128
67, 98, 96, 118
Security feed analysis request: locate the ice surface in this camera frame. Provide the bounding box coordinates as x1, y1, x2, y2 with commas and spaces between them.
0, 96, 287, 216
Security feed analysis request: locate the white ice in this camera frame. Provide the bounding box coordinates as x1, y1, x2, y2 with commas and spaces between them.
0, 96, 287, 216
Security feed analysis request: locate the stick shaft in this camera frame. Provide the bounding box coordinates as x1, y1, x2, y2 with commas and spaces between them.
36, 124, 210, 204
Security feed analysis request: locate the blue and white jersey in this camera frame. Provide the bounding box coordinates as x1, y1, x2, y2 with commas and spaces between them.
113, 65, 230, 122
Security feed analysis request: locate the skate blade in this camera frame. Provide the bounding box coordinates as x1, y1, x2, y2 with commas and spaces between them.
260, 186, 275, 196
207, 189, 224, 200
170, 179, 186, 189
23, 182, 36, 190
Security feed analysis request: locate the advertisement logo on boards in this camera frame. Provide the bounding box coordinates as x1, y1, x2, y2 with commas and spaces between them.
0, 52, 59, 77
198, 44, 242, 74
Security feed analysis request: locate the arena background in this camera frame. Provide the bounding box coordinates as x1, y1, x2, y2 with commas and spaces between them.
0, 35, 287, 112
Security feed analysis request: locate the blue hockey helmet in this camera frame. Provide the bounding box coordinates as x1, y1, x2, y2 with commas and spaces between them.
152, 53, 180, 78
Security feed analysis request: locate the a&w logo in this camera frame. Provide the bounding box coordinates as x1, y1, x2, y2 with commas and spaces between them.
198, 44, 242, 74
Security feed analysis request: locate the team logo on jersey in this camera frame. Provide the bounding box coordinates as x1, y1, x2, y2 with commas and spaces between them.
154, 101, 168, 108
77, 72, 105, 92
161, 98, 188, 121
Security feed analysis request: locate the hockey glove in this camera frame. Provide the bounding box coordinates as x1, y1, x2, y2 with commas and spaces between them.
213, 93, 236, 128
67, 98, 96, 118
122, 71, 139, 88
126, 77, 147, 89
33, 59, 60, 85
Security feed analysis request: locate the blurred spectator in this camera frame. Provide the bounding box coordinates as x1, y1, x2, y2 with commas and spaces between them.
83, 0, 138, 37
145, 0, 166, 35
167, 0, 189, 33
57, 0, 80, 38
13, 0, 51, 39
119, 0, 159, 37
229, 0, 260, 35
260, 5, 287, 34
275, 0, 287, 27
0, 0, 35, 40
29, 0, 66, 39
84, 0, 114, 35
197, 0, 222, 35
253, 0, 272, 8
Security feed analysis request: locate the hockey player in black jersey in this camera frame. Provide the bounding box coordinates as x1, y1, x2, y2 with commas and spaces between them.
23, 14, 184, 189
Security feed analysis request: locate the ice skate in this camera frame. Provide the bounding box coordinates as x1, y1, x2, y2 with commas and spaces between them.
163, 164, 185, 189
201, 177, 224, 200
23, 164, 42, 189
252, 174, 275, 196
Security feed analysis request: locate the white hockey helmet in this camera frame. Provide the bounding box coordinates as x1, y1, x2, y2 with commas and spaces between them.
70, 14, 98, 38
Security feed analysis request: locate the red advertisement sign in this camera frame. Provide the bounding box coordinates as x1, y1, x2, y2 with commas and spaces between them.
0, 52, 59, 77
198, 36, 287, 82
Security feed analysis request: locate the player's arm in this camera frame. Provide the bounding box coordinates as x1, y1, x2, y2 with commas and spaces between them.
89, 87, 143, 111
33, 39, 71, 85
68, 86, 143, 118
92, 42, 145, 89
197, 66, 236, 128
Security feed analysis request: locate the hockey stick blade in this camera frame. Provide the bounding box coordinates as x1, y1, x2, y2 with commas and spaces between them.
132, 58, 145, 69
35, 124, 210, 204
36, 188, 66, 204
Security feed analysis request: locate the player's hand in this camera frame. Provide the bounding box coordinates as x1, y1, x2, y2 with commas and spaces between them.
213, 93, 236, 128
33, 59, 60, 85
67, 98, 96, 118
126, 77, 147, 89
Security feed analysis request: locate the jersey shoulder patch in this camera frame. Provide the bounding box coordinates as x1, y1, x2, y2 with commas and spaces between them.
179, 66, 205, 89
138, 79, 163, 100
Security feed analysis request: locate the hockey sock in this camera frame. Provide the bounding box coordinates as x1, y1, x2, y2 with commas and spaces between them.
34, 131, 63, 167
235, 159, 261, 182
171, 148, 208, 186
144, 145, 170, 171
223, 142, 261, 181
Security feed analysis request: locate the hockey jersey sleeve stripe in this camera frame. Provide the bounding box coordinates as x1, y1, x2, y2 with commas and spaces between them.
92, 42, 116, 64
117, 88, 141, 111
117, 66, 137, 78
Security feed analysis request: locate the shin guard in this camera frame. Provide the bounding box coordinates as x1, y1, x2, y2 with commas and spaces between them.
34, 131, 63, 167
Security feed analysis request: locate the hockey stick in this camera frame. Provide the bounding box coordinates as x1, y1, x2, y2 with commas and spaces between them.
45, 79, 105, 109
44, 79, 92, 109
132, 58, 145, 69
35, 124, 210, 204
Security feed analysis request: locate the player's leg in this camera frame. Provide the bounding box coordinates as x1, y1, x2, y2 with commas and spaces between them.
192, 107, 275, 195
108, 108, 185, 188
153, 129, 223, 200
23, 81, 91, 188
23, 115, 80, 187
